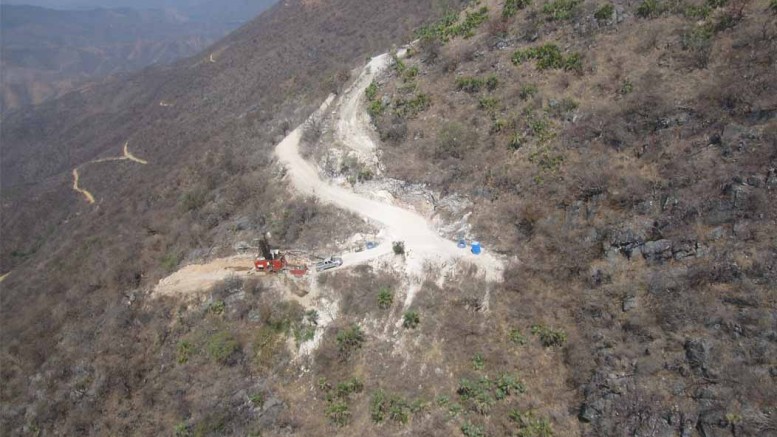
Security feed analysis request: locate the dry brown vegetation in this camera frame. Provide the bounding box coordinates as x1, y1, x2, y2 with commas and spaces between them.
367, 0, 776, 435
1, 0, 775, 435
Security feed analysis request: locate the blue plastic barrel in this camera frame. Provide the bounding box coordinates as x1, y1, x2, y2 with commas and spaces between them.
471, 241, 482, 255
457, 239, 467, 249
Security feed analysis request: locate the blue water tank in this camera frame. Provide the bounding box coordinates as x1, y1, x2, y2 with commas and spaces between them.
457, 239, 467, 249
471, 241, 482, 255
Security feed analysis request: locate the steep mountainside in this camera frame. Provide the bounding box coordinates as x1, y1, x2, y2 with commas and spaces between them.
362, 0, 776, 435
1, 0, 775, 436
0, 2, 277, 112
0, 0, 465, 435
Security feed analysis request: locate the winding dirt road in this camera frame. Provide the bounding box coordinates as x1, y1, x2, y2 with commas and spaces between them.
71, 142, 148, 204
151, 50, 504, 300
277, 53, 504, 282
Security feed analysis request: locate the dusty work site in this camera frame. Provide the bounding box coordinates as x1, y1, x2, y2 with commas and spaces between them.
1, 0, 775, 436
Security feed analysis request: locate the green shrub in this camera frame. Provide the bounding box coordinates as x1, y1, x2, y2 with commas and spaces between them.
394, 93, 430, 118
416, 7, 489, 42
457, 373, 525, 415
373, 392, 414, 424
485, 75, 499, 91
504, 0, 533, 17
456, 7, 490, 38
177, 340, 195, 364
293, 324, 316, 346
378, 287, 393, 309
370, 389, 388, 422
510, 410, 554, 437
636, 0, 661, 18
461, 421, 486, 437
681, 24, 714, 67
684, 4, 711, 18
403, 310, 420, 329
403, 65, 419, 82
478, 96, 499, 112
336, 324, 365, 358
335, 377, 364, 398
472, 353, 485, 370
519, 84, 538, 100
253, 326, 283, 370
494, 373, 525, 399
160, 252, 180, 272
456, 76, 486, 93
771, 0, 777, 13
365, 81, 378, 101
357, 168, 374, 183
509, 328, 528, 345
393, 241, 406, 255
491, 118, 507, 133
174, 422, 191, 437
206, 331, 240, 364
456, 75, 498, 93
392, 54, 407, 75
562, 53, 583, 72
594, 3, 614, 20
509, 132, 523, 150
512, 44, 580, 71
457, 377, 496, 414
368, 100, 385, 118
542, 0, 581, 20
326, 400, 350, 426
249, 393, 264, 408
208, 300, 225, 315
531, 325, 567, 347
180, 189, 207, 212
619, 79, 634, 95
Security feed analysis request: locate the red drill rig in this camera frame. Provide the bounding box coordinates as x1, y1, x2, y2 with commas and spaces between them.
254, 236, 308, 276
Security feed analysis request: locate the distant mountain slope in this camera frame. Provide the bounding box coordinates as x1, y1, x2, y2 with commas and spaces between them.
0, 2, 277, 112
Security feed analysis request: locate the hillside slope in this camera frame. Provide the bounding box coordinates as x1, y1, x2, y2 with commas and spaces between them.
0, 0, 775, 436
362, 0, 776, 435
0, 0, 465, 435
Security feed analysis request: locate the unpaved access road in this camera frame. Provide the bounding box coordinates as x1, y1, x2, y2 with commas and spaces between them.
151, 50, 504, 299
277, 53, 504, 282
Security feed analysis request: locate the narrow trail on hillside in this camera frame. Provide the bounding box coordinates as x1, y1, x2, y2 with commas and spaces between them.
277, 51, 505, 287
72, 168, 96, 204
70, 142, 149, 204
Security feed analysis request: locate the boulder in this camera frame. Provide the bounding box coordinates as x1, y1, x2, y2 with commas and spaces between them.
642, 239, 673, 263
733, 221, 753, 240
622, 295, 638, 312
578, 402, 600, 423
766, 168, 777, 189
706, 226, 727, 240
696, 409, 730, 437
672, 240, 697, 260
685, 339, 712, 376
